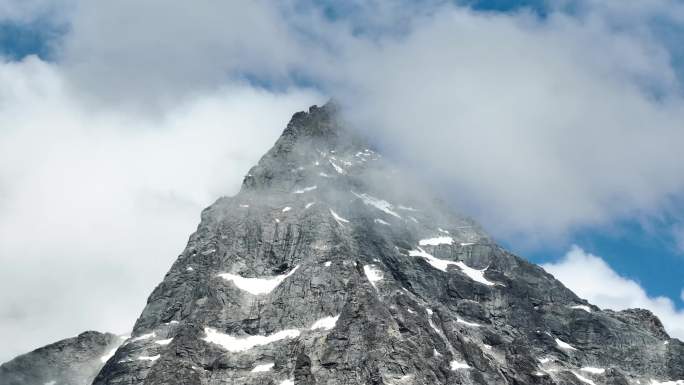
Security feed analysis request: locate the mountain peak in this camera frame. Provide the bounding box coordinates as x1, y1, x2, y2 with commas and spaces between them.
10, 103, 683, 385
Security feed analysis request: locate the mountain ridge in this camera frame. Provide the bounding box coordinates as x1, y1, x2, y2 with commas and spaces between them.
2, 102, 683, 385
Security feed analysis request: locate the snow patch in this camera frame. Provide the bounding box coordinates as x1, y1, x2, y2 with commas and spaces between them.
138, 355, 160, 362
282, 207, 291, 212
456, 318, 481, 327
280, 379, 295, 385
364, 265, 383, 289
330, 209, 349, 226
460, 242, 475, 247
155, 338, 173, 346
409, 247, 497, 286
398, 205, 418, 211
650, 380, 684, 385
131, 332, 155, 342
571, 305, 592, 313
351, 191, 401, 218
324, 261, 332, 267
186, 266, 194, 271
305, 202, 315, 209
251, 363, 275, 372
219, 266, 299, 295
374, 218, 390, 225
581, 367, 605, 374
438, 228, 449, 234
310, 315, 340, 331
450, 360, 471, 370
555, 338, 577, 351
203, 327, 300, 352
419, 236, 453, 246
573, 372, 597, 385
293, 185, 317, 194
329, 159, 346, 174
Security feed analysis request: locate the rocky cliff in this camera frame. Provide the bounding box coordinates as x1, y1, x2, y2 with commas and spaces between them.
0, 331, 123, 385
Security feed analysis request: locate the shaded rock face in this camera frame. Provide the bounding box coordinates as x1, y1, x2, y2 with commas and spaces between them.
17, 102, 683, 385
0, 331, 123, 385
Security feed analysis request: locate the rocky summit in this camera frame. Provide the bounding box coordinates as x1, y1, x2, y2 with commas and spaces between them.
0, 331, 123, 385
4, 102, 684, 385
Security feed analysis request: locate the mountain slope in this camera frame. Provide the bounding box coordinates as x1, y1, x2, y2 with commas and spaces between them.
12, 102, 683, 385
0, 331, 123, 385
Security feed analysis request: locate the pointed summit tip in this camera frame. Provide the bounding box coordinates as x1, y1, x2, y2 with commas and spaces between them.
283, 98, 343, 140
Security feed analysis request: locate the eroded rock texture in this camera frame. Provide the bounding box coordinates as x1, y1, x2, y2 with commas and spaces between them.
0, 331, 123, 385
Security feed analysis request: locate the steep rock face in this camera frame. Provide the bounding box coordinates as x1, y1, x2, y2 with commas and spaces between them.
0, 331, 123, 385
88, 102, 684, 385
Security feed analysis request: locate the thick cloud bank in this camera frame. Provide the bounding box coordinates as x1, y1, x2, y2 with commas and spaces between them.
544, 246, 684, 340
0, 56, 321, 361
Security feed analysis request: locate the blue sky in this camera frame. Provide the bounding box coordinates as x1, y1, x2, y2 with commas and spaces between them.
1, 0, 684, 361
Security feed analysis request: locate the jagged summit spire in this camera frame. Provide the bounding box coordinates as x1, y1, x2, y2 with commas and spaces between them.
240, 100, 368, 192
282, 100, 342, 140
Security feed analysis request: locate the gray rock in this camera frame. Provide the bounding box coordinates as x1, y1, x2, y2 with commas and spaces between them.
0, 331, 122, 385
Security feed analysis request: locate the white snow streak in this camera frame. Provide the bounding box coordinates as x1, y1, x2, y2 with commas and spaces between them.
329, 159, 346, 174
580, 367, 605, 374
450, 360, 471, 370
555, 338, 577, 351
573, 372, 597, 385
374, 218, 390, 225
351, 191, 401, 218
155, 338, 173, 346
419, 236, 453, 246
364, 265, 383, 289
571, 305, 592, 313
324, 261, 332, 267
650, 380, 684, 385
251, 363, 275, 372
138, 355, 160, 362
282, 207, 291, 212
293, 185, 317, 194
310, 315, 340, 331
219, 266, 299, 295
131, 332, 155, 342
305, 202, 315, 209
456, 318, 481, 327
408, 247, 497, 286
280, 379, 295, 385
203, 327, 300, 352
330, 209, 349, 226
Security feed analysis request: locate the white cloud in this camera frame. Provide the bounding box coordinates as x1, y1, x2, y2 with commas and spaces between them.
0, 56, 321, 361
331, 6, 684, 244
543, 245, 684, 340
